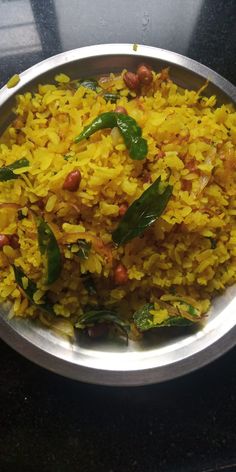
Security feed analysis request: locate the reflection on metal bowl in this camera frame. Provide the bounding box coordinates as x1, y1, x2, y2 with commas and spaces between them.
0, 44, 235, 386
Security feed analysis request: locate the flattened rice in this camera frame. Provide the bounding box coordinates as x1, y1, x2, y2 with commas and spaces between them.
0, 65, 235, 340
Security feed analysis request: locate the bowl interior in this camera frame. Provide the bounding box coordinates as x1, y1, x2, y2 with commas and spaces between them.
0, 45, 235, 385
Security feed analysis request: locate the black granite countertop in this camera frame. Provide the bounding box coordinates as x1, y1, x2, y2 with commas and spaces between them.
0, 1, 235, 471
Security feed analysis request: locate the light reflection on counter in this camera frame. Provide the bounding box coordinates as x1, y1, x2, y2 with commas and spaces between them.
0, 0, 42, 58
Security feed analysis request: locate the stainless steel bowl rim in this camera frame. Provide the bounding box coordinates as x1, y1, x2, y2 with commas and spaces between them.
0, 44, 235, 386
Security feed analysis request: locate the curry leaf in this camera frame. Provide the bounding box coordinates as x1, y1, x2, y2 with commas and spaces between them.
0, 158, 29, 181
156, 316, 194, 327
64, 154, 73, 161
187, 304, 198, 316
112, 177, 173, 246
161, 297, 201, 319
133, 303, 155, 331
81, 272, 97, 295
77, 80, 121, 102
103, 92, 120, 103
37, 218, 62, 285
208, 237, 217, 249
80, 79, 101, 92
133, 303, 194, 332
77, 308, 129, 340
67, 239, 91, 260
78, 79, 121, 102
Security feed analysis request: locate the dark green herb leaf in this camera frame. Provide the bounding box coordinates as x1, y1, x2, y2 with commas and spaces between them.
187, 304, 198, 316
64, 154, 73, 161
77, 240, 91, 259
80, 79, 101, 92
208, 237, 217, 249
4, 158, 29, 171
75, 112, 148, 160
168, 299, 201, 319
77, 308, 129, 340
158, 316, 194, 327
81, 272, 97, 295
133, 303, 194, 332
0, 158, 29, 181
13, 265, 54, 314
170, 287, 177, 295
103, 92, 120, 103
133, 303, 155, 331
112, 176, 173, 246
81, 79, 99, 91
17, 209, 25, 220
75, 79, 121, 102
37, 218, 62, 285
67, 239, 91, 260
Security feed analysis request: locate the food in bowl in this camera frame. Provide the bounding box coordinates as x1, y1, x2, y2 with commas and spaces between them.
0, 64, 235, 341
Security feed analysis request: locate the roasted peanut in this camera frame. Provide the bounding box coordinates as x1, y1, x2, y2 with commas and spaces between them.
0, 234, 10, 248
9, 234, 20, 249
119, 203, 128, 216
35, 199, 45, 210
143, 172, 151, 183
114, 106, 128, 115
114, 263, 129, 285
123, 72, 140, 91
182, 180, 192, 192
137, 64, 153, 85
63, 170, 81, 192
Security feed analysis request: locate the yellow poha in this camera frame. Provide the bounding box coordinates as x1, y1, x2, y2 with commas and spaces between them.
0, 66, 235, 339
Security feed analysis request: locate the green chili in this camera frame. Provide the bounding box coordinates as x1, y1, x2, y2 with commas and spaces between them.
0, 158, 29, 181
75, 112, 148, 160
112, 176, 173, 246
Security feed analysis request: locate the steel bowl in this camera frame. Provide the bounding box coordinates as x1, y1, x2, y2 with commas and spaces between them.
0, 44, 235, 386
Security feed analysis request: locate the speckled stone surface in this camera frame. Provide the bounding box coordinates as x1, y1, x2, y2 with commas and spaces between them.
1, 342, 236, 472
0, 0, 235, 87
0, 1, 235, 471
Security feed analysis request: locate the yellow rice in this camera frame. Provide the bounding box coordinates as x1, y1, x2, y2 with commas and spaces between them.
0, 68, 235, 337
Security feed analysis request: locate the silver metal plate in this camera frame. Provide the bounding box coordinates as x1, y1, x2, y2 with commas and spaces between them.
0, 44, 235, 386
